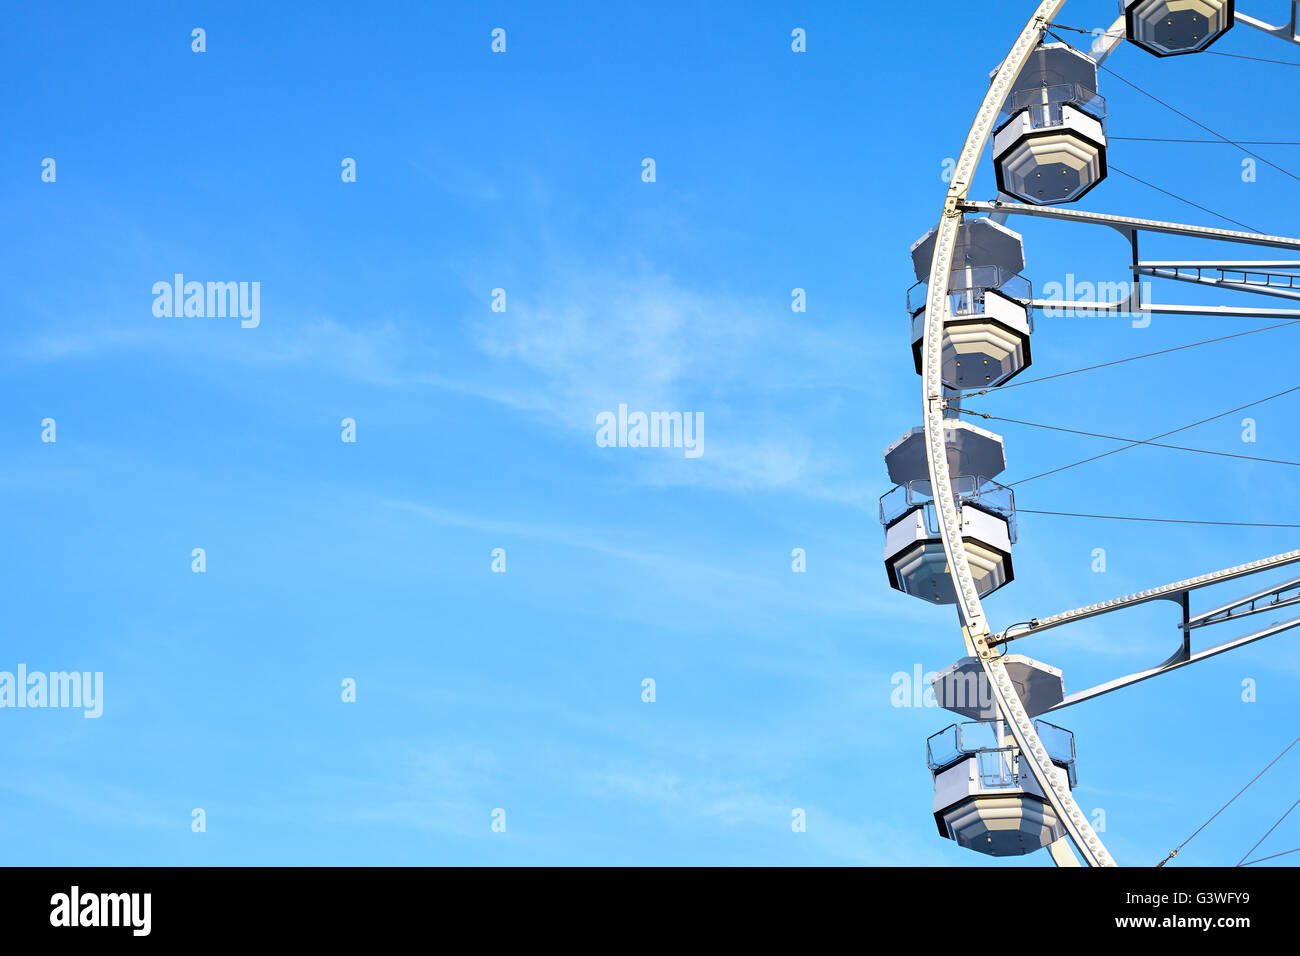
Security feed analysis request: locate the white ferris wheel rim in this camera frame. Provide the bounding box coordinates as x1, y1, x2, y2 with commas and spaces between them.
920, 0, 1115, 867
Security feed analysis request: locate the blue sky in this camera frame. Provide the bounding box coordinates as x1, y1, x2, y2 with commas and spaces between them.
1, 0, 1297, 866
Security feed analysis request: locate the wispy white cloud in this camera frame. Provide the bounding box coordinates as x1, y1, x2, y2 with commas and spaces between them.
460, 264, 891, 502
7, 264, 889, 505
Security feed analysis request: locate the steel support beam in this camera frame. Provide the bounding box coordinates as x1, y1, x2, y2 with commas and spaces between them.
1030, 300, 1300, 319
997, 549, 1300, 643
1047, 616, 1300, 711
961, 200, 1300, 250
1187, 575, 1300, 630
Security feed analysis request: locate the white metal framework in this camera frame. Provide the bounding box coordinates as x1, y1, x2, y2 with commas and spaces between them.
910, 0, 1300, 867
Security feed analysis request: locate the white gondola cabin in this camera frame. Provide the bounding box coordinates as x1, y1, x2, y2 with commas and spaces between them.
931, 655, 1065, 721
881, 423, 1016, 604
909, 218, 1034, 388
993, 43, 1108, 204
928, 719, 1079, 856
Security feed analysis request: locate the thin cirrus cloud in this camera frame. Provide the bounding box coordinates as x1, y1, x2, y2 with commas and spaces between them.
9, 260, 887, 503
463, 265, 888, 501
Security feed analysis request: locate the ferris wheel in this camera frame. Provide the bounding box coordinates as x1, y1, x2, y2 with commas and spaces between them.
880, 0, 1300, 867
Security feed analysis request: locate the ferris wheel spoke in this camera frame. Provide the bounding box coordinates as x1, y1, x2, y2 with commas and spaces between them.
1047, 616, 1300, 711
988, 555, 1300, 709
999, 549, 1300, 638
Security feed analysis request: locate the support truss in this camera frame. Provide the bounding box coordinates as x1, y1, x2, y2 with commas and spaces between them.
961, 199, 1300, 319
991, 550, 1300, 709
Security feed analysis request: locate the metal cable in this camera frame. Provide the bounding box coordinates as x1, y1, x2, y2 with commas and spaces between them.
1003, 385, 1300, 486
961, 321, 1300, 398
1047, 21, 1300, 67
1018, 509, 1300, 528
1157, 737, 1300, 865
1207, 50, 1300, 67
1236, 796, 1300, 866
964, 410, 1300, 466
1086, 52, 1300, 184
1109, 165, 1262, 232
1239, 846, 1300, 866
1113, 136, 1300, 144
1044, 23, 1124, 38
